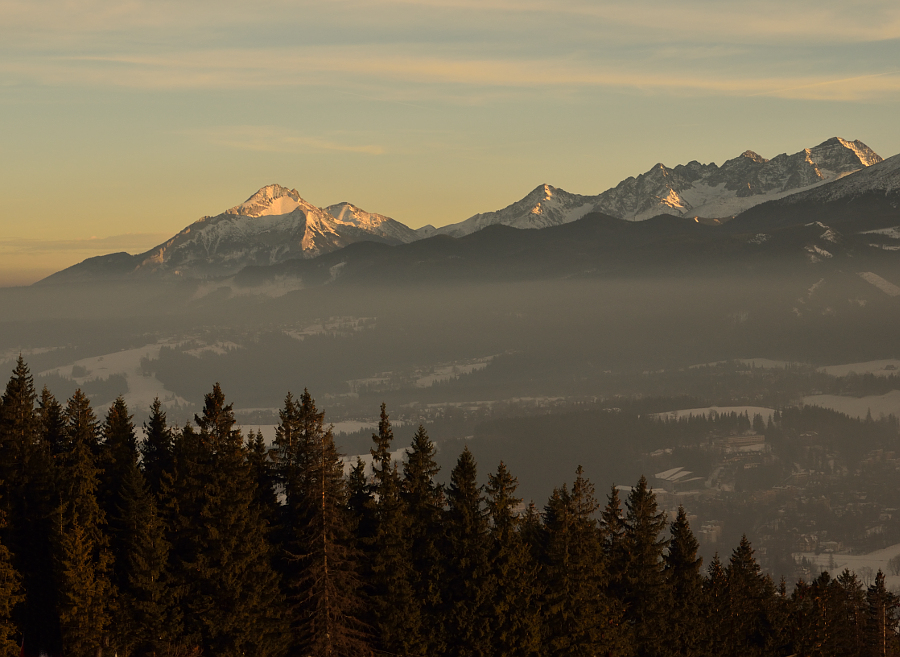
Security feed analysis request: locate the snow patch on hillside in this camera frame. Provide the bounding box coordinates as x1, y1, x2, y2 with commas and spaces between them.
653, 406, 775, 421
862, 226, 900, 240
819, 360, 900, 377
858, 272, 900, 297
39, 343, 191, 414
803, 390, 900, 419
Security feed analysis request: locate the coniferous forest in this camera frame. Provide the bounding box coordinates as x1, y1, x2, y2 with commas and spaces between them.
2, 357, 900, 657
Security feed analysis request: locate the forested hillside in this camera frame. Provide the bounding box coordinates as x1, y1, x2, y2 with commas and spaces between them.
1, 357, 898, 657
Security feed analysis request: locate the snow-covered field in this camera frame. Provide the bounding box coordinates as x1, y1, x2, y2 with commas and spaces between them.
341, 447, 409, 476
251, 420, 408, 446
738, 358, 798, 369
415, 357, 493, 387
802, 391, 900, 420
819, 359, 900, 377
39, 343, 190, 414
284, 316, 373, 341
654, 406, 775, 421
799, 542, 900, 591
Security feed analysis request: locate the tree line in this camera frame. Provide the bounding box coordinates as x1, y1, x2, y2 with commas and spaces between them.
1, 357, 899, 657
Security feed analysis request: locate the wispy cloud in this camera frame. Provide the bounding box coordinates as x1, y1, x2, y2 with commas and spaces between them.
3, 0, 899, 105
0, 233, 170, 255
5, 47, 900, 102
5, 0, 899, 45
749, 70, 900, 99
187, 126, 385, 155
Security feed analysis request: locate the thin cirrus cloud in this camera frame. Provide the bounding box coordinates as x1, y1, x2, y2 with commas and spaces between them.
3, 0, 899, 105
0, 234, 171, 256
189, 126, 385, 156
6, 48, 900, 103
5, 0, 900, 45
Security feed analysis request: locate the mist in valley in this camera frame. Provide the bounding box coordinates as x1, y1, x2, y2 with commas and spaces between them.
4, 259, 900, 582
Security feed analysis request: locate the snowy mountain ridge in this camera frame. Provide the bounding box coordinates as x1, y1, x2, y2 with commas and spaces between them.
128, 185, 418, 279
38, 137, 898, 285
431, 184, 598, 238
433, 137, 883, 236
779, 152, 900, 204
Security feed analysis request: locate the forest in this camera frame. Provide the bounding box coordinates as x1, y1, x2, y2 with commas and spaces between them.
1, 357, 899, 657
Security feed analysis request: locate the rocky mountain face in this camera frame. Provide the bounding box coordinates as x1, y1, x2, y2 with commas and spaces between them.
41, 185, 421, 283
727, 152, 900, 235
323, 202, 420, 243
433, 138, 882, 237
37, 138, 895, 286
428, 184, 598, 238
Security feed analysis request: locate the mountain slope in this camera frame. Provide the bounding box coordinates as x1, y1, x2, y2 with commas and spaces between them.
39, 185, 420, 284
431, 184, 598, 237
728, 153, 900, 234
434, 138, 882, 237
36, 138, 892, 286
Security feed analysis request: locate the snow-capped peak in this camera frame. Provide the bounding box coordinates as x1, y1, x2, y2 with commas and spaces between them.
431, 137, 884, 236
324, 202, 420, 243
227, 184, 306, 217
325, 202, 389, 229
833, 137, 882, 167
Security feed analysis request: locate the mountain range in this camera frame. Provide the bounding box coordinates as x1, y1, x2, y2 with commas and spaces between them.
39, 137, 899, 285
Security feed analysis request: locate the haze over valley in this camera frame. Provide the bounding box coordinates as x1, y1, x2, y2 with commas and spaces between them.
7, 1, 900, 653
4, 136, 900, 579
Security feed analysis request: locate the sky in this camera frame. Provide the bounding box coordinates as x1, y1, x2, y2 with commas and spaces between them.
2, 0, 900, 286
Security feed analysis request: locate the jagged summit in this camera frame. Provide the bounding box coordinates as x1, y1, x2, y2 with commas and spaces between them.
37, 136, 894, 286
433, 183, 597, 237
738, 150, 767, 163
41, 186, 422, 282
324, 202, 419, 243
775, 152, 900, 205
433, 137, 884, 236
227, 184, 306, 217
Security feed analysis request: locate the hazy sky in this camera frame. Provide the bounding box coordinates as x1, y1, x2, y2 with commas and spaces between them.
2, 0, 900, 285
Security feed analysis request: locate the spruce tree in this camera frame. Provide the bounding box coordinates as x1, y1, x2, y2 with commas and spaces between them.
346, 457, 370, 528
766, 577, 794, 657
442, 446, 491, 656
865, 570, 900, 657
722, 535, 773, 657
543, 467, 630, 657
53, 389, 113, 657
21, 385, 63, 656
787, 578, 817, 657
289, 395, 369, 656
0, 505, 23, 656
364, 404, 423, 656
662, 506, 704, 657
483, 461, 542, 657
0, 358, 38, 650
401, 425, 445, 654
0, 357, 37, 499
519, 501, 544, 565
166, 384, 288, 656
835, 569, 868, 657
272, 389, 335, 603
113, 459, 179, 656
702, 554, 728, 657
37, 386, 66, 456
273, 391, 320, 542
140, 398, 173, 496
246, 429, 278, 527
621, 475, 668, 657
97, 395, 140, 643
600, 484, 627, 597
